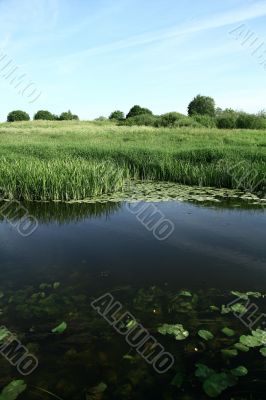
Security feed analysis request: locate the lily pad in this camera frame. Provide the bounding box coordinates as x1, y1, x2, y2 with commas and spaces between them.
252, 329, 266, 345
0, 327, 9, 342
203, 372, 236, 398
221, 349, 238, 358
178, 290, 192, 297
231, 291, 248, 300
51, 321, 67, 334
198, 330, 214, 341
239, 335, 261, 348
259, 347, 266, 357
230, 303, 247, 314
231, 366, 248, 377
234, 343, 249, 352
195, 364, 215, 380
157, 323, 189, 340
221, 327, 235, 337
0, 380, 27, 400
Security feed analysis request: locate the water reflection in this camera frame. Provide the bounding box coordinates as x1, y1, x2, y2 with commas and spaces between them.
0, 201, 121, 224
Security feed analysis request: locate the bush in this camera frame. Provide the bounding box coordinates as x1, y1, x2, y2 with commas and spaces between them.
94, 116, 107, 121
174, 117, 202, 128
126, 105, 153, 119
191, 114, 217, 128
236, 113, 266, 129
7, 110, 30, 122
216, 115, 237, 129
109, 110, 124, 121
123, 114, 158, 126
34, 110, 56, 120
188, 95, 215, 117
155, 112, 185, 127
59, 110, 79, 120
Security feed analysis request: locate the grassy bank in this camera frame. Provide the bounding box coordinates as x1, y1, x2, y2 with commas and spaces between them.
0, 120, 265, 201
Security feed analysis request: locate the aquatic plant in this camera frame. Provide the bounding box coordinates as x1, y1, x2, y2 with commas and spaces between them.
0, 120, 264, 200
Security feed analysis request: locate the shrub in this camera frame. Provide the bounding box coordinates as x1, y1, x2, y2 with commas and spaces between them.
236, 113, 266, 129
94, 116, 107, 121
59, 110, 79, 120
174, 117, 202, 128
156, 112, 185, 127
7, 110, 30, 122
191, 114, 217, 128
188, 95, 215, 117
216, 115, 237, 129
109, 110, 124, 121
34, 110, 56, 120
123, 114, 158, 126
126, 105, 153, 119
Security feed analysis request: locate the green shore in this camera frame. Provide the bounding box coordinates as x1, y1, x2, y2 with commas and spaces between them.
0, 120, 265, 201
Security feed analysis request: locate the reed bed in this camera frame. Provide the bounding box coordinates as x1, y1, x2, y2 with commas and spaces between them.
0, 120, 265, 200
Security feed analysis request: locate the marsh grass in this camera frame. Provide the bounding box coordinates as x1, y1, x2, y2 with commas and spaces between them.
0, 120, 265, 200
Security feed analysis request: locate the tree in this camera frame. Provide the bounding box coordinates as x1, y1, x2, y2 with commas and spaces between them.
7, 110, 30, 122
59, 110, 79, 120
34, 110, 56, 120
188, 95, 215, 117
126, 105, 153, 119
109, 110, 124, 121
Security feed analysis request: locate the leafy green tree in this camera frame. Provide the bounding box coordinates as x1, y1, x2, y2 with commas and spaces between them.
126, 105, 153, 119
34, 110, 56, 120
59, 110, 79, 120
7, 110, 30, 122
109, 110, 124, 121
188, 95, 215, 117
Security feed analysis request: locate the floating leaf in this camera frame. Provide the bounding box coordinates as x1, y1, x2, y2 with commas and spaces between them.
221, 327, 235, 337
157, 323, 189, 340
178, 290, 192, 297
171, 371, 184, 388
259, 347, 266, 357
126, 320, 138, 330
231, 291, 248, 300
221, 349, 238, 358
0, 327, 9, 342
195, 364, 215, 380
230, 303, 247, 314
203, 372, 236, 398
231, 366, 248, 377
51, 322, 67, 334
198, 330, 214, 341
53, 282, 60, 290
234, 343, 249, 352
0, 380, 27, 400
246, 291, 262, 299
239, 335, 261, 348
251, 329, 266, 345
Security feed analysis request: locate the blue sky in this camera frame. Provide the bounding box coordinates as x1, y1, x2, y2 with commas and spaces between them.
0, 0, 266, 120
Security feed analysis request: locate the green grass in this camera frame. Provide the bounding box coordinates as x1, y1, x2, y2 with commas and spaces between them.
0, 120, 265, 201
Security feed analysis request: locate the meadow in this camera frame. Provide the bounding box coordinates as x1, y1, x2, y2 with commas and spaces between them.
0, 120, 265, 201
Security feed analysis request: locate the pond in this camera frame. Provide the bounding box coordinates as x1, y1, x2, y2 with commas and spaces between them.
0, 196, 265, 399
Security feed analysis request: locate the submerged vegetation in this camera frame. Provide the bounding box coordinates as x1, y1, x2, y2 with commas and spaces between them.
0, 281, 265, 399
0, 120, 265, 201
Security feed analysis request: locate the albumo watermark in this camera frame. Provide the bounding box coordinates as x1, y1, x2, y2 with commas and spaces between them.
0, 192, 38, 237
0, 326, 38, 376
0, 50, 42, 104
91, 293, 175, 374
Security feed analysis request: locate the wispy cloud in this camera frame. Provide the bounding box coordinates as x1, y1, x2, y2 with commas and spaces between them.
47, 1, 266, 66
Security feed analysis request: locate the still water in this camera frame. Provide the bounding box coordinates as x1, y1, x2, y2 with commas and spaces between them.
0, 200, 265, 399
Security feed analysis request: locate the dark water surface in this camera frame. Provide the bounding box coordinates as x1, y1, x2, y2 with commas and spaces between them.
0, 200, 265, 399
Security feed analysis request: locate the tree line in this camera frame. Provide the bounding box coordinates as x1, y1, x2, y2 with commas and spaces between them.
4, 95, 266, 129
